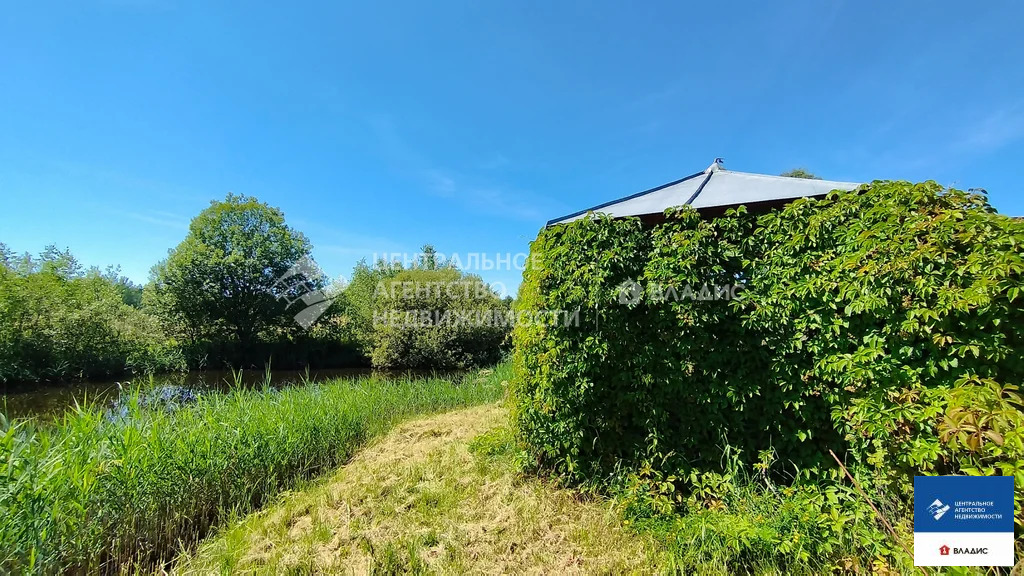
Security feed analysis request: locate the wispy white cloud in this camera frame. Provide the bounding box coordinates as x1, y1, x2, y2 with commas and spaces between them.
99, 0, 175, 10
901, 103, 1024, 172
55, 161, 214, 204
367, 114, 551, 222
955, 104, 1024, 152
465, 184, 546, 221
318, 245, 380, 256
420, 167, 548, 221
292, 218, 406, 263
837, 100, 1024, 178
624, 83, 681, 112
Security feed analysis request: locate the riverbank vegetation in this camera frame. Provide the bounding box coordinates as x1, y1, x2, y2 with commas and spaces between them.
1, 195, 510, 386
0, 366, 506, 573
0, 248, 185, 382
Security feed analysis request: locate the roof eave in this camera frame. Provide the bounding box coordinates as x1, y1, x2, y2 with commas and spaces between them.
545, 168, 707, 227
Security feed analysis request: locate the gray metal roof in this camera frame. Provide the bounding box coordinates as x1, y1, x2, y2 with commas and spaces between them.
547, 159, 862, 226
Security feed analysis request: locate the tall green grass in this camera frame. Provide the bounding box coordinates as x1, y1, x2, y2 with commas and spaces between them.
0, 366, 508, 574
608, 444, 916, 574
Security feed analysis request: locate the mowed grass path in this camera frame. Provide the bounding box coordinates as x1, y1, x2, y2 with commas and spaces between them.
178, 404, 664, 574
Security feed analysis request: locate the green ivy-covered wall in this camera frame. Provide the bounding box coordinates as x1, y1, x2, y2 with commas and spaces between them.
512, 181, 1024, 516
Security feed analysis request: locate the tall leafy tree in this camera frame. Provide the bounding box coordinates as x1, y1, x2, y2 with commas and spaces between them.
87, 265, 143, 307
416, 244, 440, 270
150, 194, 316, 345
38, 245, 82, 278
413, 243, 456, 270
2, 244, 82, 277
0, 242, 13, 269
1, 245, 185, 382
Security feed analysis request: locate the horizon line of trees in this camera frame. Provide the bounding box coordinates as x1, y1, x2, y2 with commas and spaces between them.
1, 195, 510, 385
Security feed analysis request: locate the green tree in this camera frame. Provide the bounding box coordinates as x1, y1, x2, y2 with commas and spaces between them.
0, 247, 184, 382
779, 168, 821, 179
87, 265, 143, 307
343, 257, 404, 351
0, 242, 14, 269
413, 243, 452, 270
370, 267, 508, 369
3, 244, 82, 277
150, 194, 316, 346
37, 245, 82, 278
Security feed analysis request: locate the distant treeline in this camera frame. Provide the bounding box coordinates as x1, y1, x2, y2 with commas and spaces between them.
0, 194, 510, 384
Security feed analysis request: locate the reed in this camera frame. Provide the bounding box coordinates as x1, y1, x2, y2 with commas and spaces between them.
0, 365, 508, 574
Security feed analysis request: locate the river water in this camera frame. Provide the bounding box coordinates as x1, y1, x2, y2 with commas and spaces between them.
0, 368, 443, 420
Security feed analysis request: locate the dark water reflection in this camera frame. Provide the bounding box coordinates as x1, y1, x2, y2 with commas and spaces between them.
1, 368, 456, 420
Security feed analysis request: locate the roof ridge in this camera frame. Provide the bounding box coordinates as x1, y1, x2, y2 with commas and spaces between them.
683, 166, 717, 206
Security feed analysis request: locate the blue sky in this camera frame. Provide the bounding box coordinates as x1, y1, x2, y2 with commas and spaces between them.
2, 1, 1022, 294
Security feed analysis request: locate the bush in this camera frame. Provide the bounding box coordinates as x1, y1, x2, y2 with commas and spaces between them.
173, 315, 365, 371
606, 432, 916, 573
512, 181, 1023, 506
0, 268, 185, 382
636, 478, 913, 574
343, 257, 404, 353
370, 268, 510, 369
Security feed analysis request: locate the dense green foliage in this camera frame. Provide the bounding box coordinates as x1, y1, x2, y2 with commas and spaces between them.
370, 267, 510, 369
343, 245, 511, 369
149, 193, 315, 345
0, 193, 364, 382
0, 248, 184, 382
344, 258, 404, 352
144, 193, 362, 368
512, 181, 1023, 568
613, 447, 915, 574
0, 368, 506, 574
